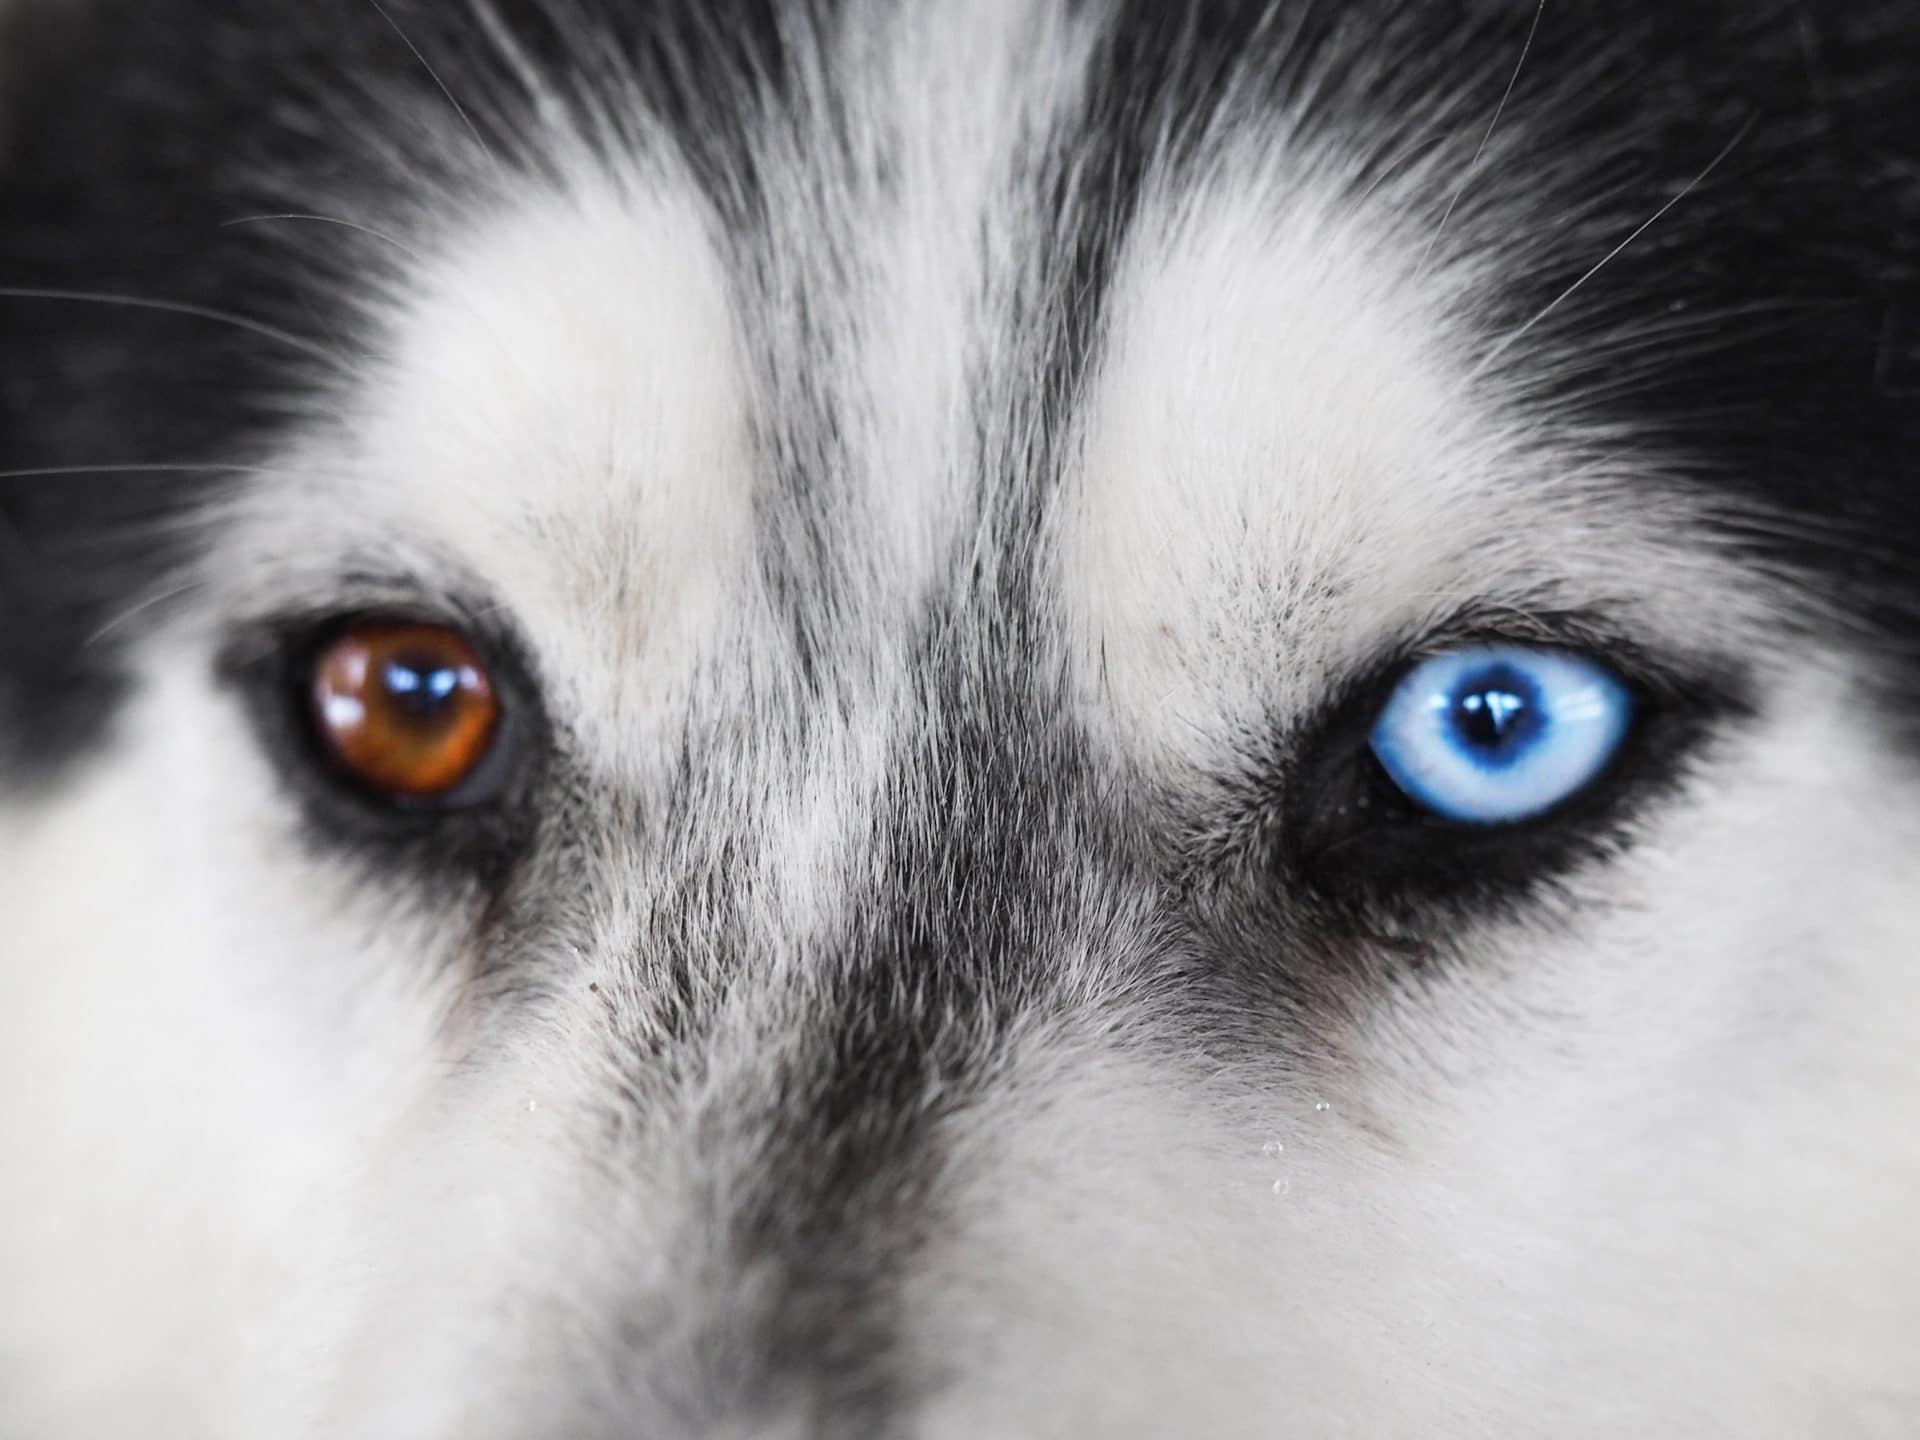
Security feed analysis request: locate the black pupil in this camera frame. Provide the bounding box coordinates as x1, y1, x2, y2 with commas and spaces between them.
382, 656, 464, 720
1449, 665, 1543, 764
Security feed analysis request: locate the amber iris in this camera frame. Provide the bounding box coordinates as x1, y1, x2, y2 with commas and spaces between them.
309, 622, 500, 798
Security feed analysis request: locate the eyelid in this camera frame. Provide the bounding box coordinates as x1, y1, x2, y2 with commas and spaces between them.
1389, 608, 1683, 692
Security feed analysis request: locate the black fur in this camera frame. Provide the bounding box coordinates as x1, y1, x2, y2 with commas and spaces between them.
3, 2, 1916, 1429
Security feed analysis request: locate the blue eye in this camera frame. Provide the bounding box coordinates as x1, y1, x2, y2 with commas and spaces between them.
1368, 647, 1633, 825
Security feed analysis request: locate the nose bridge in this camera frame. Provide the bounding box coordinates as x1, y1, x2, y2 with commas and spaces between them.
664, 767, 1084, 1429
570, 952, 958, 1437
549, 643, 1109, 1435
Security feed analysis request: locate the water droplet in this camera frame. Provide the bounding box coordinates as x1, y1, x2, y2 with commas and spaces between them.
1272, 1178, 1291, 1197
1261, 1140, 1285, 1158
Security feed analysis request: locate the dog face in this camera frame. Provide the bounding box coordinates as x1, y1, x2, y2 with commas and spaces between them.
4, 2, 1918, 1434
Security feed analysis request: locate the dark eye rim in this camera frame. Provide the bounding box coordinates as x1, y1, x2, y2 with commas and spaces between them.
217, 599, 551, 880
1243, 609, 1750, 916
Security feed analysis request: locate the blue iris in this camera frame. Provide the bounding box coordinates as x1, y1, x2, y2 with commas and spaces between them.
1368, 647, 1632, 825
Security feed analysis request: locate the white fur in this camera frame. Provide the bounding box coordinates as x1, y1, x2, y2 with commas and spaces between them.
4, 2, 1918, 1435
913, 683, 1920, 1436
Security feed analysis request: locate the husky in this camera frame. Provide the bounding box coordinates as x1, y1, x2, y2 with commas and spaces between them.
2, 0, 1917, 1434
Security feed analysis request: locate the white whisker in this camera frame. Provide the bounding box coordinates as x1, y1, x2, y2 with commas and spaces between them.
1419, 0, 1548, 275
219, 212, 431, 267
0, 287, 341, 366
0, 463, 263, 484
365, 0, 498, 167
1470, 116, 1757, 381
82, 578, 207, 647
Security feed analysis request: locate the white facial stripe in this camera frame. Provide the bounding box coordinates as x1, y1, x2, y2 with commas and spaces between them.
810, 1, 1101, 606
1058, 165, 1780, 782
208, 0, 1109, 767
213, 174, 769, 784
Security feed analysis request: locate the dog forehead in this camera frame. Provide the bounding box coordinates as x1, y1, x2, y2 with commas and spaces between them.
211, 179, 763, 771
214, 1, 1106, 748
213, 0, 1788, 795
1056, 170, 1773, 781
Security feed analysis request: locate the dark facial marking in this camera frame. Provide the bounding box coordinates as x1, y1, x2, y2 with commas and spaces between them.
4, 5, 1916, 1433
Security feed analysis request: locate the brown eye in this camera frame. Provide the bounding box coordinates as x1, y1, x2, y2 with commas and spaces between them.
309, 621, 500, 799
